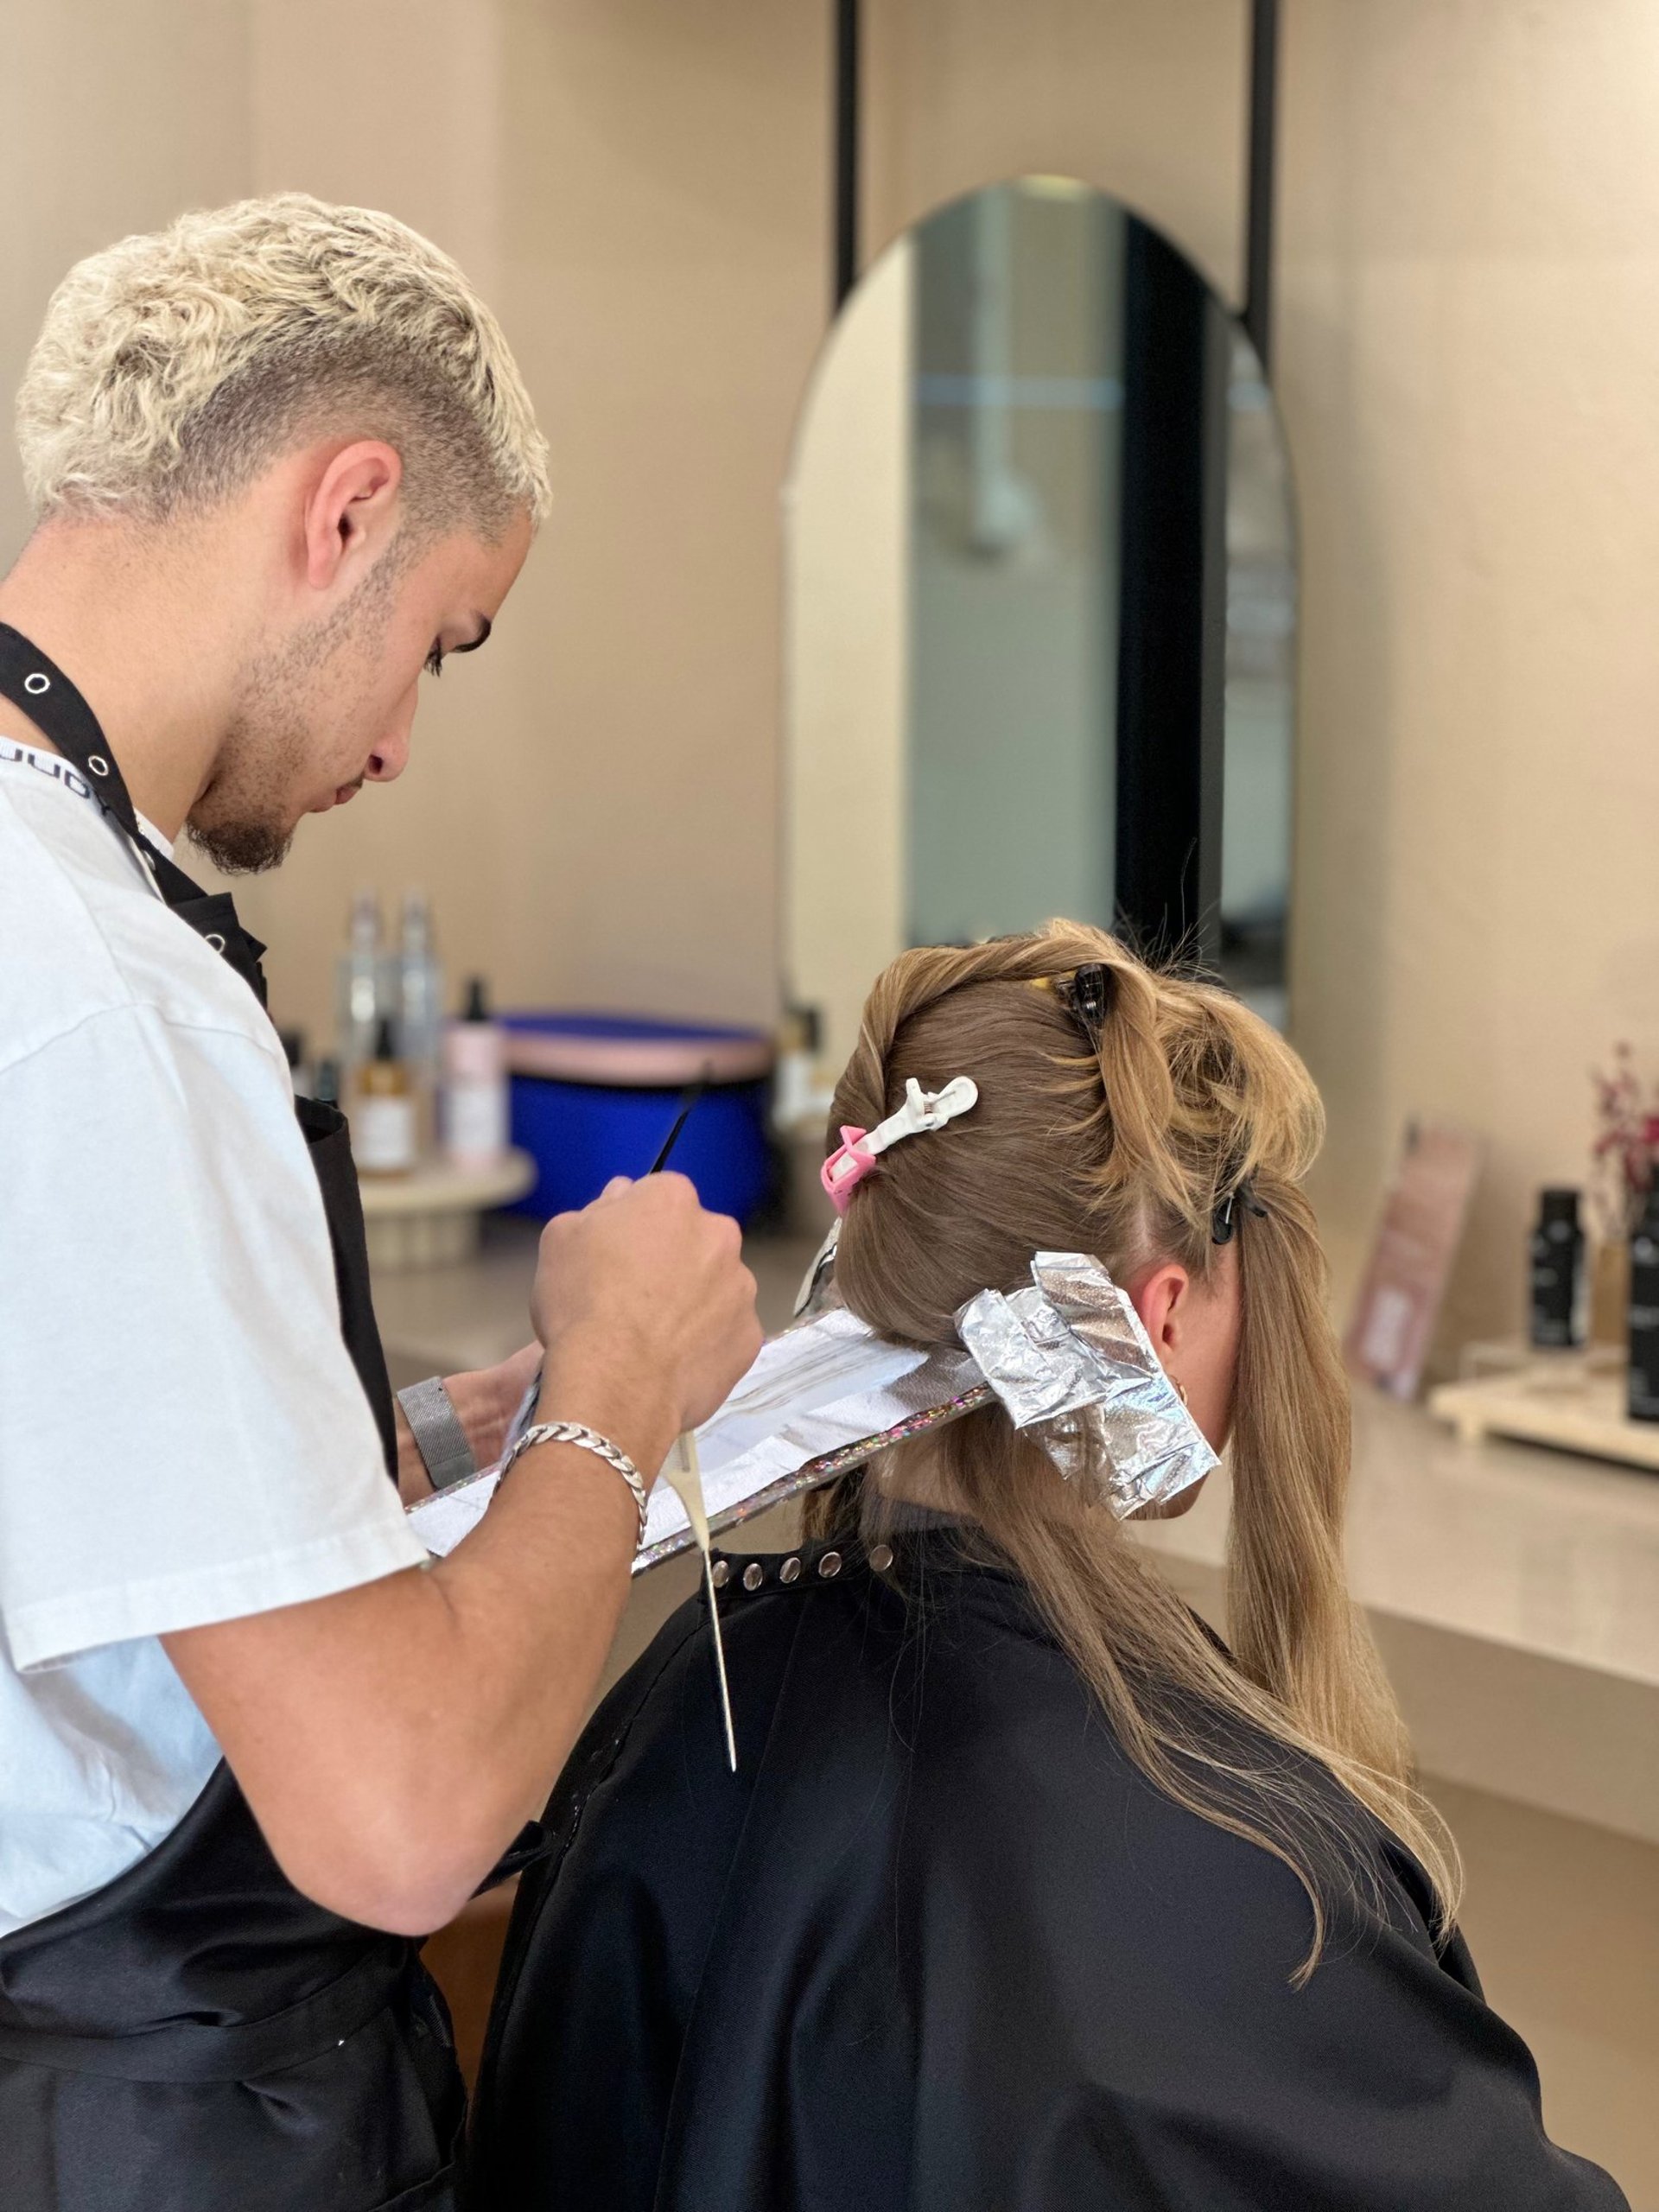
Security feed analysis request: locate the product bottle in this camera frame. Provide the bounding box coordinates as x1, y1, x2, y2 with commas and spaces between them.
442, 976, 509, 1169
1628, 1187, 1659, 1421
392, 891, 445, 1084
1529, 1186, 1586, 1350
354, 1017, 418, 1178
336, 888, 383, 1076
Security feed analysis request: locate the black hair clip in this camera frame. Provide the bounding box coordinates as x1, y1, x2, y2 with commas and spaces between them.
1058, 963, 1113, 1049
1211, 1177, 1269, 1246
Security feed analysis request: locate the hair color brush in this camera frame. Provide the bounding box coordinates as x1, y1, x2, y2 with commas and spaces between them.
647, 1074, 738, 1771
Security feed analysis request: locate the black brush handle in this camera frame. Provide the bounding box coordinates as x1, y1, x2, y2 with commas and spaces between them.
645, 1072, 709, 1175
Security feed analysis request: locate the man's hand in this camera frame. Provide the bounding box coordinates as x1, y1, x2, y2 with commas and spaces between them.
165, 1177, 761, 1938
530, 1173, 762, 1476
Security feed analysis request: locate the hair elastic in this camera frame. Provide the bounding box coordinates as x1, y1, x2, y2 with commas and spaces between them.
821, 1075, 979, 1215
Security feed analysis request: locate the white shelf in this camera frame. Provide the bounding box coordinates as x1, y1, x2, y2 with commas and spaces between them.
1427, 1368, 1659, 1472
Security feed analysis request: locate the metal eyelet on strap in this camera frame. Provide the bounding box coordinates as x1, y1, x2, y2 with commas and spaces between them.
817, 1550, 842, 1580
86, 754, 111, 778
205, 932, 227, 953
710, 1558, 729, 1589
779, 1555, 802, 1585
741, 1561, 765, 1592
868, 1544, 894, 1573
23, 671, 49, 696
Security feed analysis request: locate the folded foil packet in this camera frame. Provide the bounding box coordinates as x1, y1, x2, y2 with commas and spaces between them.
956, 1251, 1219, 1514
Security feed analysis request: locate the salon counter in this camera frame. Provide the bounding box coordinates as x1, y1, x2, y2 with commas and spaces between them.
373, 1224, 1659, 1845
1135, 1391, 1659, 1847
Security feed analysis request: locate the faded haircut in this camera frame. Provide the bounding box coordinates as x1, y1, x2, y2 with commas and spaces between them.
16, 193, 550, 541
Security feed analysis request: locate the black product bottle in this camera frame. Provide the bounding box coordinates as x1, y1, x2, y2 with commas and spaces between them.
1628, 1190, 1659, 1421
1529, 1187, 1586, 1349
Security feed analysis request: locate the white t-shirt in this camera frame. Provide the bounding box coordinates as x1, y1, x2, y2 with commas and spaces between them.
0, 739, 426, 1936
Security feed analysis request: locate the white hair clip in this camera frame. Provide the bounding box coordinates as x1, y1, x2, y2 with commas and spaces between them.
820, 1076, 980, 1214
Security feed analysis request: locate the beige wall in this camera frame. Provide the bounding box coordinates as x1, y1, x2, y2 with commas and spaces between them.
862, 0, 1246, 297
0, 0, 251, 554
1281, 0, 1659, 1344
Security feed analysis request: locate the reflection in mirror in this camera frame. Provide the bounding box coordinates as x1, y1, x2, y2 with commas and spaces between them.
785, 178, 1295, 1081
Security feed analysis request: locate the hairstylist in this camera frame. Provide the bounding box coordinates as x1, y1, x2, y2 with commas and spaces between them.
0, 195, 761, 2212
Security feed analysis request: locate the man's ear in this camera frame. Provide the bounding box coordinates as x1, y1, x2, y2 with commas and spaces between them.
301, 441, 404, 593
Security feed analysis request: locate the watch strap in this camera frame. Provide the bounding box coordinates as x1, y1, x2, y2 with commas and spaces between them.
396, 1376, 479, 1491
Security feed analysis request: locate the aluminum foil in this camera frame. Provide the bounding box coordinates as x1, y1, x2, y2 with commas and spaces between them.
792, 1220, 842, 1320
956, 1251, 1219, 1515
406, 1308, 988, 1573
632, 1351, 991, 1572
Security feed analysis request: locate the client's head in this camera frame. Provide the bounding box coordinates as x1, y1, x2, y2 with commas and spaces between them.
818, 921, 1456, 1970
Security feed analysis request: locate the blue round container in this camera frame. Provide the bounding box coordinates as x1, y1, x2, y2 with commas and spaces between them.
501, 1013, 775, 1225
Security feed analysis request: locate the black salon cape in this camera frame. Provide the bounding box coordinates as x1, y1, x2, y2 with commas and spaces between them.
467, 1533, 1628, 2212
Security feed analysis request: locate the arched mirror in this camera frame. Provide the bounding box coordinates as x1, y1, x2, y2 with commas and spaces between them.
784, 177, 1295, 1080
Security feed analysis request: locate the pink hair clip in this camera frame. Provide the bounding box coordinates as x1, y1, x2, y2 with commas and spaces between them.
820, 1076, 978, 1215
821, 1125, 877, 1211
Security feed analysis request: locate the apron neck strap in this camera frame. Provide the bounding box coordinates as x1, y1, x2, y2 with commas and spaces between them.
0, 623, 146, 844
0, 620, 272, 1009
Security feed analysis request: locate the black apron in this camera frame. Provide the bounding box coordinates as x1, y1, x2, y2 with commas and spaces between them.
0, 626, 463, 2209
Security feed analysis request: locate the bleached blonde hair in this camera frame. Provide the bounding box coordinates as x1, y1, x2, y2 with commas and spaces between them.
16, 194, 550, 539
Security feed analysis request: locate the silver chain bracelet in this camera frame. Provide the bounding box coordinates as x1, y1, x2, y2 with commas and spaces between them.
502, 1421, 649, 1544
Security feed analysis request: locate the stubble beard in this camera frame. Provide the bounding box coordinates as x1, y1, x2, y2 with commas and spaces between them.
186, 687, 306, 874
186, 553, 401, 876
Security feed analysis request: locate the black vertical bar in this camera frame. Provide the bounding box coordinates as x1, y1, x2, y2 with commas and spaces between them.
1243, 0, 1279, 372
834, 0, 860, 310
1194, 302, 1232, 966
1114, 221, 1210, 960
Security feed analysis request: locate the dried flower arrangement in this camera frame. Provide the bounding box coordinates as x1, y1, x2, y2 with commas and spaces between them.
1591, 1043, 1659, 1241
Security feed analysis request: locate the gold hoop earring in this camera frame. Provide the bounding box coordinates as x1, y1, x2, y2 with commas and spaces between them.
1173, 1378, 1190, 1408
